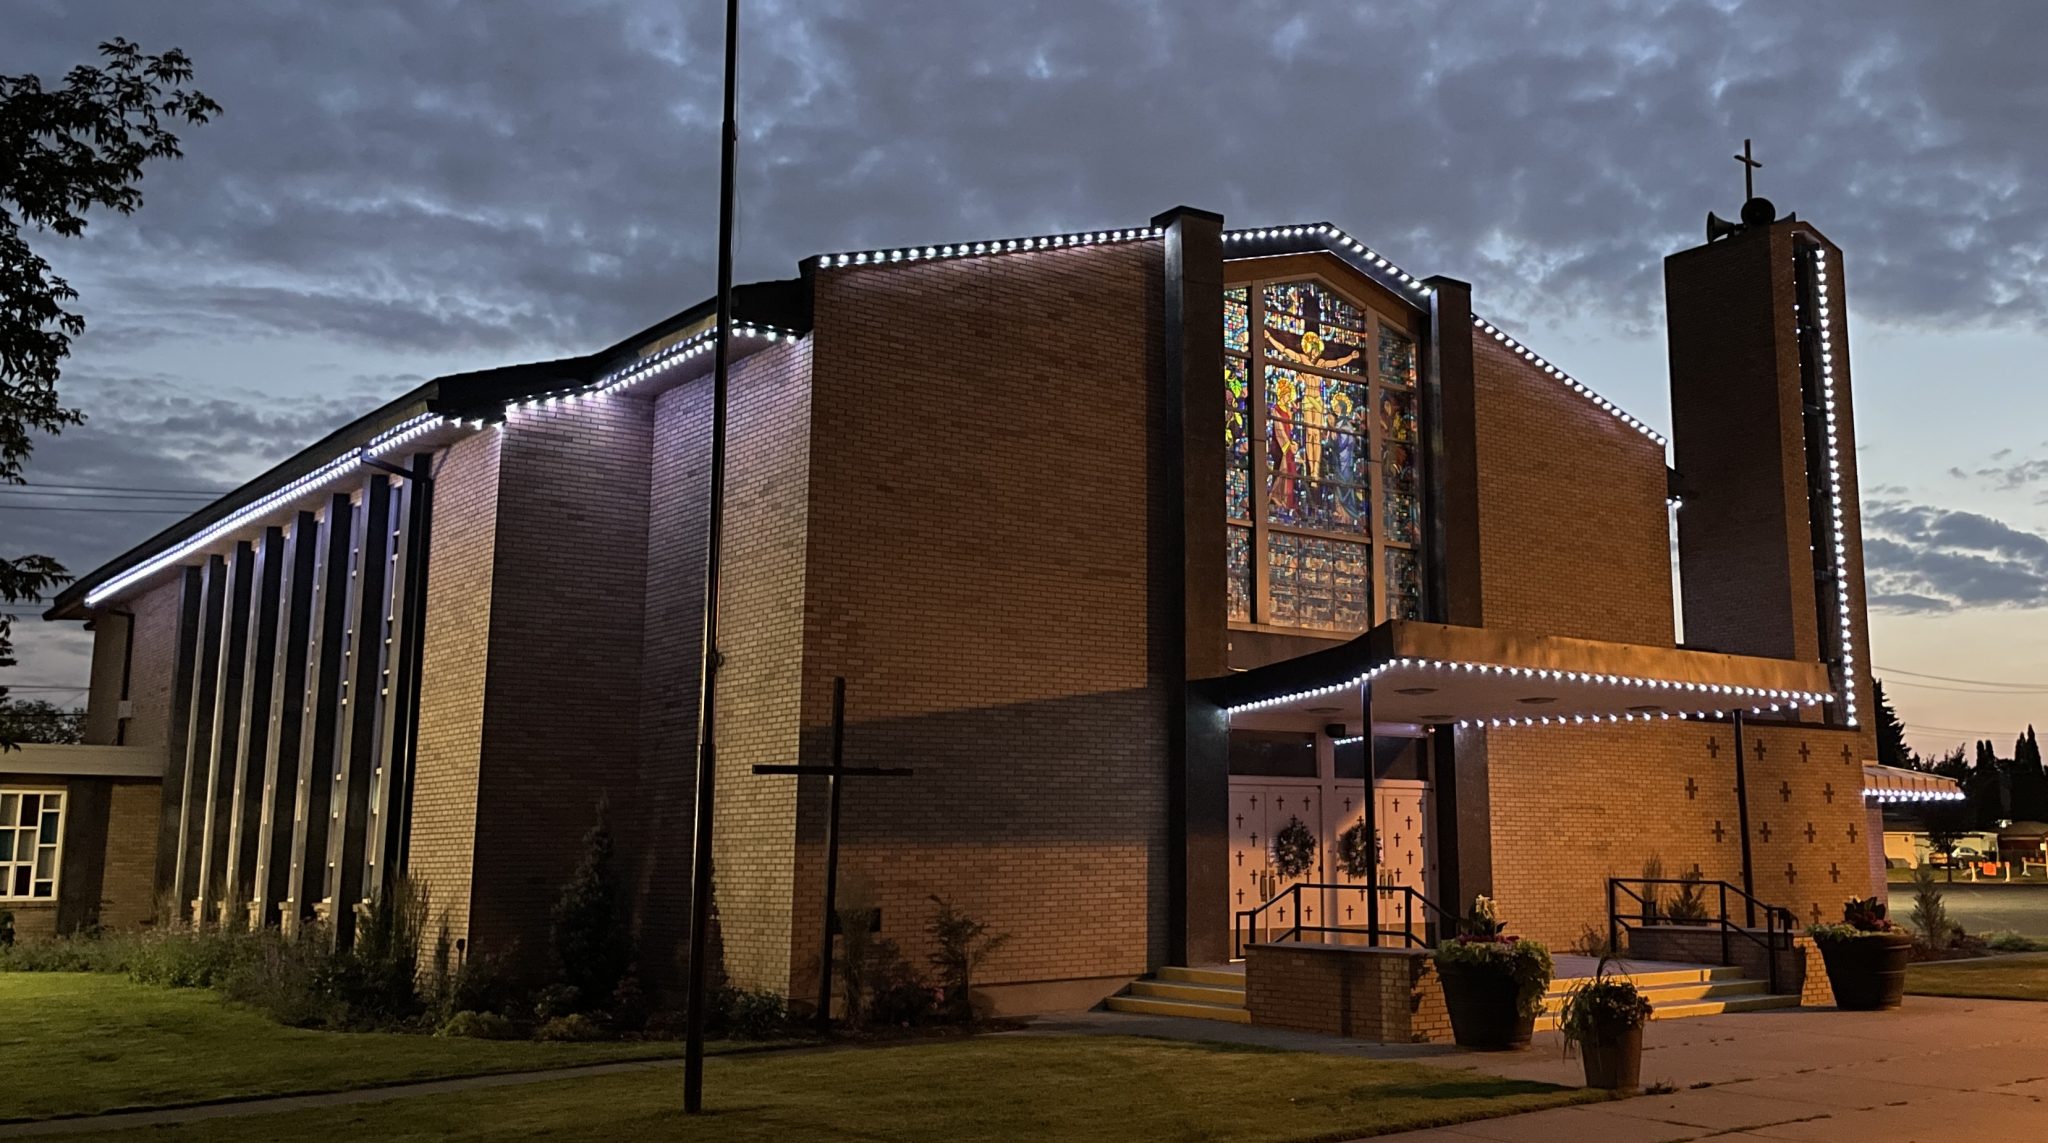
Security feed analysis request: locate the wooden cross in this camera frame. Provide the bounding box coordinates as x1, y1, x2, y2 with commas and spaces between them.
1823, 783, 1835, 804
1685, 776, 1699, 800
1734, 138, 1763, 200
749, 677, 912, 1033
1785, 861, 1798, 884
1829, 862, 1842, 883
1713, 820, 1727, 842
1779, 780, 1793, 802
1759, 821, 1773, 843
1707, 736, 1720, 758
1804, 822, 1818, 843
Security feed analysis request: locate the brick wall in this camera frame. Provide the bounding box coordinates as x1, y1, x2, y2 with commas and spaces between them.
119, 579, 185, 757
98, 779, 159, 928
1245, 943, 1452, 1042
410, 430, 502, 951
798, 243, 1172, 1003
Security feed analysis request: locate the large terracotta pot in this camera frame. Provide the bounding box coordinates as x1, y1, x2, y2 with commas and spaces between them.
1435, 960, 1534, 1051
1579, 1023, 1644, 1091
1817, 930, 1913, 1010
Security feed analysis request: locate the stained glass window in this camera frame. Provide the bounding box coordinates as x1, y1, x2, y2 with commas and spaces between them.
1386, 548, 1422, 621
1266, 366, 1370, 533
1225, 356, 1251, 520
1382, 440, 1420, 545
1268, 533, 1371, 631
1227, 525, 1252, 622
1379, 388, 1416, 445
0, 791, 62, 901
1379, 328, 1417, 387
1224, 286, 1250, 354
1263, 281, 1367, 375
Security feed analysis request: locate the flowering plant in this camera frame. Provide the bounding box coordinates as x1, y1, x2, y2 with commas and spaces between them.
1809, 896, 1900, 944
1434, 895, 1554, 1018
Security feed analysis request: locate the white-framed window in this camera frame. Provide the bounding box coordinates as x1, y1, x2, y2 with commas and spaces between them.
1, 789, 64, 901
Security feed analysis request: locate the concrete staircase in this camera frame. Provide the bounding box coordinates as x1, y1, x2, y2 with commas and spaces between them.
1102, 965, 1249, 1024
1101, 961, 1797, 1030
1535, 964, 1796, 1032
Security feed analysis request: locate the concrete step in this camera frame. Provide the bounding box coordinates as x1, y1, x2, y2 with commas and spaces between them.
1157, 965, 1246, 988
1103, 993, 1254, 1024
1541, 978, 1767, 1011
1543, 965, 1745, 995
1127, 980, 1247, 1007
1535, 987, 1797, 1031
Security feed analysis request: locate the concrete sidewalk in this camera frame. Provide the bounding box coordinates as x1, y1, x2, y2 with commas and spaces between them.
1042, 996, 2048, 1140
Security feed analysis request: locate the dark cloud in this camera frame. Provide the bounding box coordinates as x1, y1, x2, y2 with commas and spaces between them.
1863, 501, 2048, 613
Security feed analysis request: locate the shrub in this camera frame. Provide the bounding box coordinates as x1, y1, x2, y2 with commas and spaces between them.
926, 895, 1009, 1023
1666, 869, 1712, 924
1985, 931, 2043, 953
1556, 963, 1653, 1053
534, 1013, 605, 1042
710, 985, 789, 1039
1, 908, 12, 948
532, 983, 584, 1023
1908, 867, 1957, 950
437, 1010, 520, 1040
1640, 856, 1665, 923
219, 931, 338, 1027
550, 803, 633, 1011
835, 880, 882, 1028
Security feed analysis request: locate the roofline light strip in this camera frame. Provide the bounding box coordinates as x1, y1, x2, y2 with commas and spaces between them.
1865, 789, 1965, 803
1221, 222, 1436, 297
1223, 656, 1833, 718
1472, 316, 1669, 446
581, 322, 803, 399
816, 227, 1164, 270
1809, 246, 1860, 729
83, 413, 447, 606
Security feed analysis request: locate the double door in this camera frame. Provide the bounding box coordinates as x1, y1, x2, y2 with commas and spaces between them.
1228, 776, 1432, 946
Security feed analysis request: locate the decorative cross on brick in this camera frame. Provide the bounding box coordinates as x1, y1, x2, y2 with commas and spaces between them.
1811, 902, 1824, 924
1804, 822, 1817, 843
1841, 744, 1855, 765
1707, 736, 1721, 758
1785, 862, 1798, 884
1759, 822, 1773, 843
1780, 780, 1793, 802
1713, 820, 1727, 842
1236, 850, 1244, 867
1685, 776, 1699, 800
1829, 862, 1842, 883
1754, 739, 1767, 760
1847, 821, 1859, 843
1798, 742, 1812, 762
1823, 783, 1835, 804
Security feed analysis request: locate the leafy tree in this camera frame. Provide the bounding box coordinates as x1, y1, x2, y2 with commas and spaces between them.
1921, 799, 1974, 883
0, 39, 219, 743
1872, 679, 1915, 769
0, 698, 84, 744
549, 801, 634, 1010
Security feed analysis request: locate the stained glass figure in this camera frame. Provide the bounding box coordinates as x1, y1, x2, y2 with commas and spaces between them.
1268, 533, 1371, 631
1379, 388, 1416, 444
1379, 327, 1417, 387
1224, 286, 1250, 354
1263, 281, 1367, 375
1225, 356, 1251, 519
1386, 547, 1422, 621
1227, 525, 1252, 622
1383, 492, 1421, 546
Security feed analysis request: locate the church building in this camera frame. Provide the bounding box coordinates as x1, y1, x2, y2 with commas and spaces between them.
25, 196, 1890, 1014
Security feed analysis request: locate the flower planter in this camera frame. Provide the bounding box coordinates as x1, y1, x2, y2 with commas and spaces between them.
1578, 1023, 1644, 1091
1435, 960, 1534, 1050
1817, 930, 1913, 1010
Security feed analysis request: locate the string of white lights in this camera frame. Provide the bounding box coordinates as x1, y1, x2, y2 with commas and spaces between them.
1810, 247, 1860, 729
1865, 789, 1965, 804
815, 227, 1163, 270
1221, 222, 1437, 298
1470, 316, 1668, 446
581, 322, 802, 399
1224, 656, 1833, 720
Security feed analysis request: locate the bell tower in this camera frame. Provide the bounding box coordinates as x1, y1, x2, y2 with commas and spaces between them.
1664, 154, 1874, 732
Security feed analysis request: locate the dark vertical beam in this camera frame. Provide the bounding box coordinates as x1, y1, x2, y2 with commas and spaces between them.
1361, 681, 1379, 946
57, 779, 112, 933
173, 555, 227, 915
382, 454, 435, 885
369, 466, 424, 897
1153, 204, 1231, 968
254, 512, 318, 926
156, 566, 203, 900
287, 495, 352, 935
327, 475, 393, 947
1732, 709, 1758, 925
197, 541, 255, 924
1421, 275, 1481, 626
226, 528, 285, 920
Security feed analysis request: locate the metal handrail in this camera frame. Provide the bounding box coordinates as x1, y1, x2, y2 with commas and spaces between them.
1606, 876, 1799, 994
1233, 881, 1457, 958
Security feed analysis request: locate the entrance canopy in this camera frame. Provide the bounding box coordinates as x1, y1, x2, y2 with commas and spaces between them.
1204, 621, 1835, 731
1862, 763, 1963, 804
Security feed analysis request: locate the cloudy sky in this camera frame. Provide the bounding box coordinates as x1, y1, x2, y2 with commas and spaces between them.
7, 1, 2047, 758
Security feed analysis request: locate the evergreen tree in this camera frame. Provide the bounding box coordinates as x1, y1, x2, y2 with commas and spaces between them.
1873, 680, 1914, 769
2011, 726, 2048, 823
549, 801, 634, 1008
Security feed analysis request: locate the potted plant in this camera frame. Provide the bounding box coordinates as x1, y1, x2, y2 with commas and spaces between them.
1808, 896, 1913, 1010
1432, 896, 1554, 1051
1556, 961, 1654, 1091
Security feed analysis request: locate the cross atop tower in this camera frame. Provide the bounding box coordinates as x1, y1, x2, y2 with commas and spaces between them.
1734, 139, 1763, 202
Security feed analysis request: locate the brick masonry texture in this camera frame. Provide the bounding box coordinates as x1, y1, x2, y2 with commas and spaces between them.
1245, 943, 1451, 1042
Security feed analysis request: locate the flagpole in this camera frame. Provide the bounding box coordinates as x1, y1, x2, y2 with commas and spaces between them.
683, 0, 740, 1115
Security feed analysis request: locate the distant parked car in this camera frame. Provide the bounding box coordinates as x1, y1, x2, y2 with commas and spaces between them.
1932, 847, 1988, 866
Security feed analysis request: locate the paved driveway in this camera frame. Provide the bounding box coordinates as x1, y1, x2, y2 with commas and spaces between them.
1379, 996, 2048, 1141
1927, 883, 2048, 939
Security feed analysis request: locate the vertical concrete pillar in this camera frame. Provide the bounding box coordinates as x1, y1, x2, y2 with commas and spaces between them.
253, 512, 318, 926
198, 541, 255, 924
173, 555, 227, 915
287, 494, 353, 936
327, 475, 393, 947
225, 527, 285, 922
156, 566, 203, 901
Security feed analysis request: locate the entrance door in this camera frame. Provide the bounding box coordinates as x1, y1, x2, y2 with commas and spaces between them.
1228, 783, 1324, 945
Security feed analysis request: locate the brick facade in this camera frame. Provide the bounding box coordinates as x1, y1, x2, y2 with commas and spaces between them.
1245, 943, 1451, 1042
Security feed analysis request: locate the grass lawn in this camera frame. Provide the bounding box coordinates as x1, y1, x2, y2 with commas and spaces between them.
1, 973, 711, 1122
1906, 953, 2048, 1001
55, 1035, 1602, 1143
